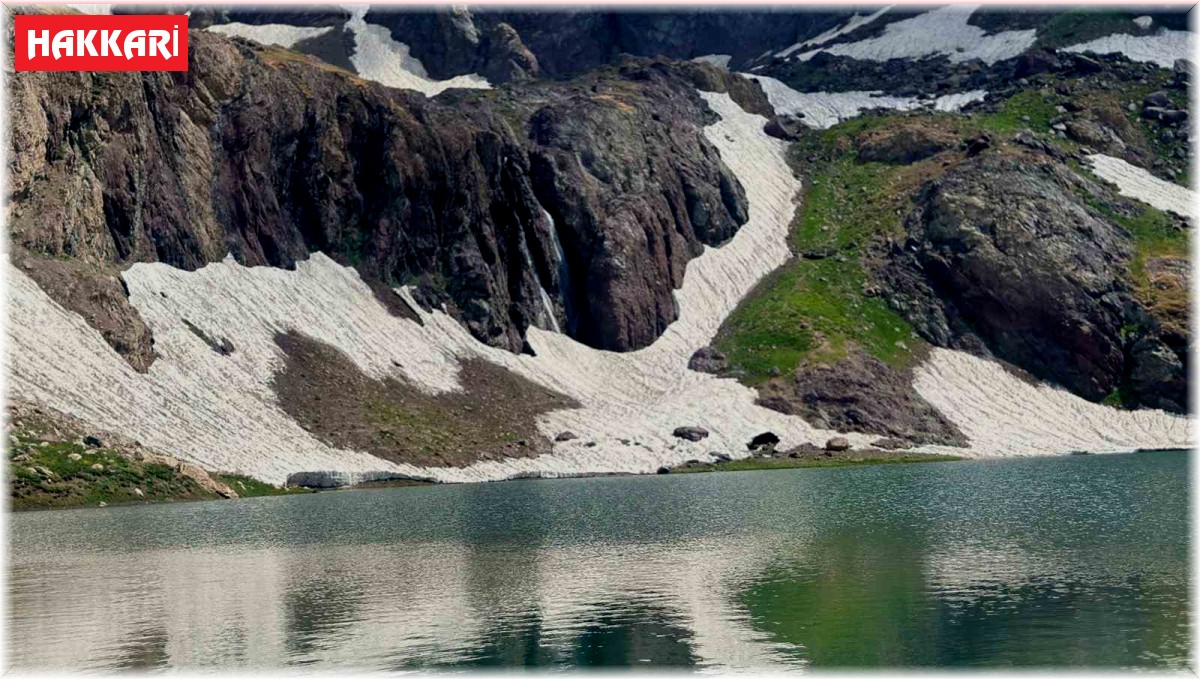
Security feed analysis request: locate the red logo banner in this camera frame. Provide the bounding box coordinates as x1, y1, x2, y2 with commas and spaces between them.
14, 14, 188, 72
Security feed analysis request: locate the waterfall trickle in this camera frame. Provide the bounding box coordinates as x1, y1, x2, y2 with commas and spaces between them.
542, 207, 573, 331
520, 226, 561, 334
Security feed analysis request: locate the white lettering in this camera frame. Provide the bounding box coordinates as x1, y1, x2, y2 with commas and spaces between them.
76, 30, 98, 57
51, 30, 72, 60
100, 29, 121, 57
27, 29, 50, 60
148, 29, 170, 58
123, 29, 145, 60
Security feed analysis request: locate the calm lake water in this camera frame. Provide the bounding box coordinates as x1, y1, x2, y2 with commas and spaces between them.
8, 451, 1190, 671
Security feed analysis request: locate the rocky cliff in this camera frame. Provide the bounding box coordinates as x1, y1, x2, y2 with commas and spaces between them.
9, 24, 766, 368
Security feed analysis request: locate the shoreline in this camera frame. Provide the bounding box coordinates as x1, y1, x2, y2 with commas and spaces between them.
24, 447, 1194, 512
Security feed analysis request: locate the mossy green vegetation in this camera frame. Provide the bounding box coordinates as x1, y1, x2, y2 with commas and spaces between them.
1035, 11, 1147, 49
716, 71, 1188, 387
672, 453, 962, 474
8, 434, 217, 510
212, 473, 313, 498
714, 123, 926, 384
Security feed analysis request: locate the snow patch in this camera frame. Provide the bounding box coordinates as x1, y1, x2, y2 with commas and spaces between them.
913, 348, 1189, 457
343, 6, 490, 95
776, 5, 892, 57
801, 5, 1036, 65
1087, 154, 1197, 219
745, 74, 984, 128
1064, 30, 1193, 69
1133, 15, 1154, 30
691, 54, 732, 69
207, 23, 335, 50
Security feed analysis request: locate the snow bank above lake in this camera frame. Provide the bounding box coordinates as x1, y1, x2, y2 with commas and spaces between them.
1064, 30, 1192, 69
1087, 154, 1197, 219
914, 348, 1189, 457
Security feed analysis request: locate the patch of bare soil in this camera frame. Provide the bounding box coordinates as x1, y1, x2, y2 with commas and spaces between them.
273, 331, 579, 467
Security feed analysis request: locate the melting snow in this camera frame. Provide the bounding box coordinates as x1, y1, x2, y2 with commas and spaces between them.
800, 5, 1036, 65
776, 6, 892, 57
207, 23, 336, 49
1087, 154, 1197, 219
1064, 30, 1193, 69
691, 54, 732, 68
746, 74, 984, 128
342, 6, 490, 95
913, 348, 1188, 457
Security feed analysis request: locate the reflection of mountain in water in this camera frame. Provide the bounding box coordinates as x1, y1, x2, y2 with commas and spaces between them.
8, 452, 1190, 670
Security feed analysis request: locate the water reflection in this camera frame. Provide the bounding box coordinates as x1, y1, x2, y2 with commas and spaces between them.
8, 451, 1189, 670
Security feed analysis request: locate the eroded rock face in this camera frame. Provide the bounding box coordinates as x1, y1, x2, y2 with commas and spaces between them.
757, 349, 967, 446
8, 28, 754, 363
881, 152, 1188, 412
370, 8, 836, 80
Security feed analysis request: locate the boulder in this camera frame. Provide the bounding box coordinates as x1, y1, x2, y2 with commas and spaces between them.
1070, 54, 1104, 74
1160, 110, 1188, 125
554, 431, 579, 442
1143, 90, 1172, 108
656, 466, 671, 474
672, 426, 709, 442
825, 437, 851, 452
688, 346, 729, 374
82, 435, 103, 448
747, 432, 780, 450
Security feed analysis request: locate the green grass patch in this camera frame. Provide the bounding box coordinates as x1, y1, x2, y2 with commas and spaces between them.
212, 473, 313, 498
1035, 11, 1144, 49
9, 434, 217, 510
714, 135, 920, 384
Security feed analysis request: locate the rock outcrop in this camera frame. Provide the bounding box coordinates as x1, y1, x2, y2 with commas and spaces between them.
757, 349, 968, 446
881, 152, 1188, 412
8, 25, 756, 365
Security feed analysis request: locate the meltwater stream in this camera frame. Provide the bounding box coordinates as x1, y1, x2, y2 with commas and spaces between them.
8, 451, 1190, 670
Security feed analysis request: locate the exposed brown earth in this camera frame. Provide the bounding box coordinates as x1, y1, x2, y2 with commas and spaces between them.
272, 331, 579, 467
756, 347, 967, 447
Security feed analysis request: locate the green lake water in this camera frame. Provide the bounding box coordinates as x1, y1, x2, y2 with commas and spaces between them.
8, 450, 1190, 670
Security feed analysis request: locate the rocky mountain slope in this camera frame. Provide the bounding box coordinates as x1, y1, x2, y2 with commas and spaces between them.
7, 5, 1194, 489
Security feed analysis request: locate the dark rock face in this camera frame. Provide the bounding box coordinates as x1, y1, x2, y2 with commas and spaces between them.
363, 8, 541, 83
880, 153, 1187, 412
370, 8, 837, 80
757, 350, 967, 446
8, 29, 753, 365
